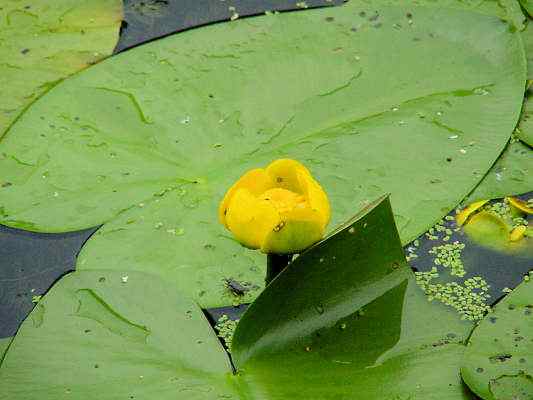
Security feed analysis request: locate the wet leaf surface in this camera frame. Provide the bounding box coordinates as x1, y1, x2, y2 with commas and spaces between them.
517, 90, 533, 147
0, 270, 235, 399
0, 196, 477, 399
0, 0, 122, 138
0, 1, 524, 307
407, 195, 532, 322
465, 141, 532, 203
461, 277, 533, 400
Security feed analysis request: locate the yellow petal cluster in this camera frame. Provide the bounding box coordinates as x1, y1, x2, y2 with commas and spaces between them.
219, 159, 330, 254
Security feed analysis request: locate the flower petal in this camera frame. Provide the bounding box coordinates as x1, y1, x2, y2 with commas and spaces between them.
265, 159, 310, 193
226, 188, 280, 249
219, 168, 274, 227
297, 170, 331, 228
260, 206, 325, 254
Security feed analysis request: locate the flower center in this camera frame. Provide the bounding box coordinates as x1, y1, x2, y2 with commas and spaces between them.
260, 188, 306, 214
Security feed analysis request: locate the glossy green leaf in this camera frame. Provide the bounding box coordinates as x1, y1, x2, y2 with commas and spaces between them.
0, 270, 236, 399
0, 196, 475, 399
461, 277, 533, 400
0, 2, 526, 307
0, 0, 122, 138
233, 196, 475, 399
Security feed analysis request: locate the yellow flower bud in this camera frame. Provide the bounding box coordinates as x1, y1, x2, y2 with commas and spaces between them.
219, 159, 330, 254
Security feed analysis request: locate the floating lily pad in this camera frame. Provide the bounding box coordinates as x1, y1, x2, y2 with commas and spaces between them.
0, 2, 525, 307
461, 277, 533, 400
519, 0, 533, 18
0, 0, 122, 138
0, 196, 475, 399
0, 270, 235, 399
523, 22, 533, 80
490, 373, 533, 400
517, 90, 533, 147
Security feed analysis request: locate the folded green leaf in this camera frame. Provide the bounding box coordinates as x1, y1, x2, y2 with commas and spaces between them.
0, 196, 475, 399
232, 196, 475, 399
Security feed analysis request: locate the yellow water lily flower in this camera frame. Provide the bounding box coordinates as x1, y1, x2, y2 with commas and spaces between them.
219, 159, 330, 254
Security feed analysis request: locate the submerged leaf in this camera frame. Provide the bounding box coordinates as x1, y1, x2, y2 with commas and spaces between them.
517, 90, 533, 147
463, 211, 510, 246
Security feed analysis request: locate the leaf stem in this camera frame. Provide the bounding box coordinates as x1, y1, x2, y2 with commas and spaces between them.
266, 254, 293, 285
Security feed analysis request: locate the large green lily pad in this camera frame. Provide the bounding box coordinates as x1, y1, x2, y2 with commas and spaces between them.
517, 90, 533, 147
461, 277, 533, 400
0, 269, 235, 399
0, 2, 525, 307
523, 22, 533, 80
0, 196, 475, 399
0, 0, 122, 138
464, 140, 532, 203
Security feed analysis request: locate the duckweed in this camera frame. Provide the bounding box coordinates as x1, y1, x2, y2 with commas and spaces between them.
429, 242, 466, 277
414, 233, 491, 321
415, 272, 491, 321
215, 315, 239, 352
